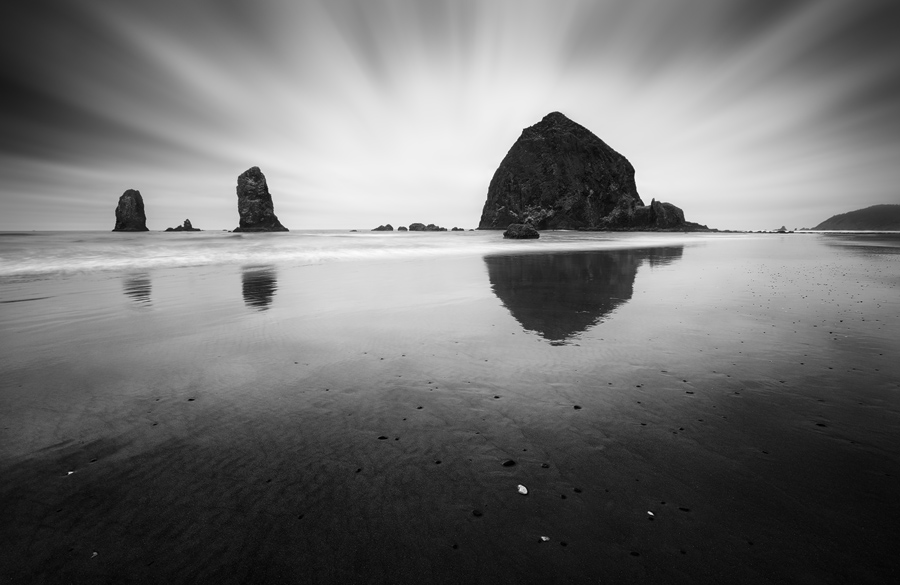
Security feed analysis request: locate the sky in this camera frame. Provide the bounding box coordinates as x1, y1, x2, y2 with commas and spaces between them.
2, 0, 899, 231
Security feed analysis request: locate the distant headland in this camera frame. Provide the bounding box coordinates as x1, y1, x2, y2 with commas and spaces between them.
807, 204, 900, 231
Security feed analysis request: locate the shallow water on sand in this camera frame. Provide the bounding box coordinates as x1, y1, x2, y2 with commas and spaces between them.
1, 231, 899, 583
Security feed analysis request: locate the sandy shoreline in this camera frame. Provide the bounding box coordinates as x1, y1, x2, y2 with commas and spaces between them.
2, 235, 899, 583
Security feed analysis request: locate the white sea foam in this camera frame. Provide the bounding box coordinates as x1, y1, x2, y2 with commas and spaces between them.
0, 230, 714, 278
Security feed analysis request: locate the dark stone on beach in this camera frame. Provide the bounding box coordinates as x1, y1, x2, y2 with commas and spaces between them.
398, 226, 408, 231
503, 223, 540, 239
478, 112, 705, 231
372, 224, 394, 231
165, 219, 201, 232
112, 189, 149, 232
502, 459, 516, 467
233, 166, 288, 232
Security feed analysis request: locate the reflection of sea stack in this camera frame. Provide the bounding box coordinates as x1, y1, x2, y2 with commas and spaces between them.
112, 189, 149, 231
123, 273, 151, 304
485, 247, 683, 342
242, 266, 277, 310
233, 167, 288, 232
479, 112, 700, 231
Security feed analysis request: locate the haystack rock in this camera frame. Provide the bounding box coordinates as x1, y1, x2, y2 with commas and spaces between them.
478, 112, 701, 231
233, 166, 288, 232
112, 189, 149, 232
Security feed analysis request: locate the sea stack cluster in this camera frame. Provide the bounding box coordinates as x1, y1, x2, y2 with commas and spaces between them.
112, 166, 290, 232
478, 112, 698, 231
109, 114, 706, 234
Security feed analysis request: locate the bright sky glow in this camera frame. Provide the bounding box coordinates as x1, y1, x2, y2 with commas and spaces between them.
2, 0, 899, 230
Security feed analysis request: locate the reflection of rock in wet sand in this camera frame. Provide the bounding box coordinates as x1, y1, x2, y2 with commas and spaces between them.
123, 274, 151, 305
485, 247, 683, 342
242, 266, 277, 310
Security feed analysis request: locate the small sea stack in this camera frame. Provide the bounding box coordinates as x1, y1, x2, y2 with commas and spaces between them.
112, 189, 149, 232
408, 223, 447, 232
233, 166, 288, 232
165, 219, 201, 232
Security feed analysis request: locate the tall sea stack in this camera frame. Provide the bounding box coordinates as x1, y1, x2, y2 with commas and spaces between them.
112, 189, 149, 231
233, 166, 288, 232
478, 112, 696, 231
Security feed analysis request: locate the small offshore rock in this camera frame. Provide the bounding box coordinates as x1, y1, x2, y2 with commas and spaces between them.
165, 219, 201, 232
503, 223, 539, 239
397, 226, 408, 231
372, 224, 394, 231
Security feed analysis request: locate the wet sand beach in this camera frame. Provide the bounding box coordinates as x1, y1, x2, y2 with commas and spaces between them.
1, 232, 899, 583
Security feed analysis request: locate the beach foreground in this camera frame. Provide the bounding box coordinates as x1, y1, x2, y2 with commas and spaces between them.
1, 231, 899, 583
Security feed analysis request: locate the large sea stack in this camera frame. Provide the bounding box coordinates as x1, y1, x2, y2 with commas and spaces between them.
478, 112, 698, 231
112, 189, 149, 232
233, 166, 288, 232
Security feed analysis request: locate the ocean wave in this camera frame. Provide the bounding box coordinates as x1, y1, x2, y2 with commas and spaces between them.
0, 230, 709, 277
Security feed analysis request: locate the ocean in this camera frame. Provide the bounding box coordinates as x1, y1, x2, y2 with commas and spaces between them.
1, 230, 899, 583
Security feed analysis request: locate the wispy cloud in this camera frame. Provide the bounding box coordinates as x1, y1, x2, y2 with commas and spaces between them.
2, 0, 898, 230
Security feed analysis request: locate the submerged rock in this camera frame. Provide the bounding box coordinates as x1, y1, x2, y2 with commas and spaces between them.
112, 189, 149, 232
478, 112, 700, 231
165, 219, 201, 232
233, 166, 288, 232
503, 223, 540, 239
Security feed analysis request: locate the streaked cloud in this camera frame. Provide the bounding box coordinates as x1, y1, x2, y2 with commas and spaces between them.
1, 0, 898, 230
